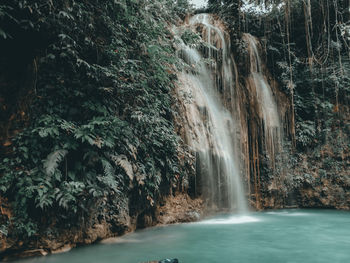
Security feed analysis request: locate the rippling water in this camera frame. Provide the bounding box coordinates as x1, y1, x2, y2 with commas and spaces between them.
14, 210, 350, 263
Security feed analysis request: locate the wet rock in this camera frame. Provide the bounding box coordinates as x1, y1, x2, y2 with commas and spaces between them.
0, 236, 17, 253
51, 244, 72, 254
40, 238, 66, 251
157, 194, 203, 225
84, 223, 110, 244
137, 213, 154, 229
141, 260, 179, 263
14, 249, 48, 258
159, 259, 179, 263
185, 211, 200, 221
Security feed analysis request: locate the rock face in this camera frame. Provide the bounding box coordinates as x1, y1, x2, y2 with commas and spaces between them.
260, 144, 350, 210
0, 193, 202, 260
156, 194, 203, 224
3, 249, 48, 261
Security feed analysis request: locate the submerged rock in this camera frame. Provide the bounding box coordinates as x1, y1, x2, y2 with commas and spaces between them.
159, 259, 179, 263
144, 259, 179, 263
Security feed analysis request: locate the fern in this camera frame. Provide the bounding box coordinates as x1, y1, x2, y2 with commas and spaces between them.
43, 150, 68, 176
101, 159, 115, 178
0, 0, 184, 237
110, 154, 134, 181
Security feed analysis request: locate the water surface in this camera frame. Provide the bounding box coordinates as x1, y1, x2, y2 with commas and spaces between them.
14, 210, 350, 263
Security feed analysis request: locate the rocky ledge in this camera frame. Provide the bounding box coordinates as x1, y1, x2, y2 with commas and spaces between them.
0, 193, 202, 261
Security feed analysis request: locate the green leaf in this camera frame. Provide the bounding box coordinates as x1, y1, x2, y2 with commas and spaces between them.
43, 150, 68, 176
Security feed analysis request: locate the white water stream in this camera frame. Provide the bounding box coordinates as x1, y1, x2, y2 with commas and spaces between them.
244, 33, 282, 165
177, 14, 247, 212
176, 15, 283, 212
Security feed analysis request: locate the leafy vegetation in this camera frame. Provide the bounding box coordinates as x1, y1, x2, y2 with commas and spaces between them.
0, 0, 348, 250
209, 0, 349, 206
209, 0, 349, 150
0, 0, 190, 237
239, 0, 349, 149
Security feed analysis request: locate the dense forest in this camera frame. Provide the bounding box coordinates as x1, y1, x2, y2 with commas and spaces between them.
0, 0, 192, 256
0, 0, 349, 259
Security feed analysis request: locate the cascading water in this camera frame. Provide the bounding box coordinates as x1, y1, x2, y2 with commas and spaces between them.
243, 33, 283, 167
175, 14, 286, 211
176, 14, 247, 212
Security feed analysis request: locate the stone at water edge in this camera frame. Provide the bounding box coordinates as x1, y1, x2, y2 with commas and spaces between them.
159, 259, 179, 263
143, 259, 179, 263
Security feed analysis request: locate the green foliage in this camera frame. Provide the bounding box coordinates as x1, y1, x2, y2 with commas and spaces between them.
0, 0, 189, 237
295, 120, 316, 147
214, 0, 349, 200
0, 5, 17, 39
237, 0, 350, 151
180, 29, 201, 47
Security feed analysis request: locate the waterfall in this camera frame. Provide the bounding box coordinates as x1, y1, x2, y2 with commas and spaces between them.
176, 14, 247, 212
243, 33, 283, 167
175, 15, 285, 211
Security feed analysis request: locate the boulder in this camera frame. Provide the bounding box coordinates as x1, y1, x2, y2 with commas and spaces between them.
159, 259, 179, 263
